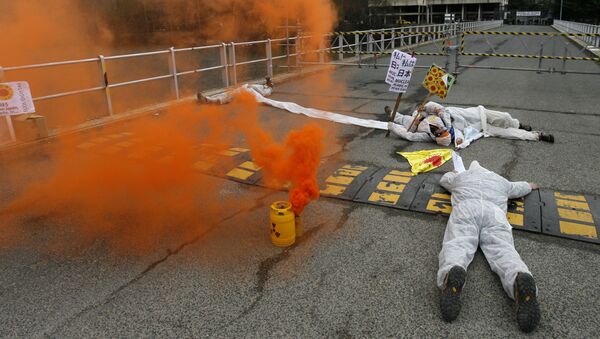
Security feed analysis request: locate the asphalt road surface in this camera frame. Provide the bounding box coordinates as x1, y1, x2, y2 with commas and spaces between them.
1, 25, 600, 338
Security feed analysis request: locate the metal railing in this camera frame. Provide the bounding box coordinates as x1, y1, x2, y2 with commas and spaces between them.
328, 21, 502, 59
0, 21, 502, 145
553, 20, 600, 48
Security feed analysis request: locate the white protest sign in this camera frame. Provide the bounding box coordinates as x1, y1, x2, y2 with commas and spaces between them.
0, 81, 36, 116
387, 51, 417, 93
386, 50, 408, 84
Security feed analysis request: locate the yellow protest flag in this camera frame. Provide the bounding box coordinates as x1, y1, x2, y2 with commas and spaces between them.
398, 149, 452, 175
422, 64, 455, 99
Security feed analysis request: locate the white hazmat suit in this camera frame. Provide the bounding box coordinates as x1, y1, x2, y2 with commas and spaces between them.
437, 161, 533, 298
388, 113, 464, 147
423, 102, 540, 142
200, 83, 273, 104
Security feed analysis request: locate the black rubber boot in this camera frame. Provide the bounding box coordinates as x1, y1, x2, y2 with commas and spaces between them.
384, 105, 392, 115
440, 266, 467, 322
519, 123, 532, 131
196, 92, 208, 103
514, 272, 540, 333
539, 133, 555, 143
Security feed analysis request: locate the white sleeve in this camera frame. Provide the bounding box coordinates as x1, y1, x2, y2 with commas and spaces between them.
440, 112, 452, 129
388, 122, 433, 142
453, 128, 464, 147
507, 181, 532, 199
439, 172, 458, 191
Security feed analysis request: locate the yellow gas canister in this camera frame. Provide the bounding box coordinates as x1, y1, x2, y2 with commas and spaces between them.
270, 201, 296, 247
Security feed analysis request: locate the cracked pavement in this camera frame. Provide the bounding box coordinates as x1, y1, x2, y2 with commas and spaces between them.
1, 25, 600, 337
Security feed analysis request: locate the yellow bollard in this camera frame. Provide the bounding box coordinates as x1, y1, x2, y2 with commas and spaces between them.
270, 201, 296, 247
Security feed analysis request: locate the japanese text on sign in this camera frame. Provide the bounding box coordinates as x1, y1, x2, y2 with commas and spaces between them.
385, 50, 417, 93
0, 81, 36, 116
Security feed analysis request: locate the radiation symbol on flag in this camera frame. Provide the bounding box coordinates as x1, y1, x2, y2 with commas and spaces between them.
0, 84, 14, 101
422, 64, 454, 99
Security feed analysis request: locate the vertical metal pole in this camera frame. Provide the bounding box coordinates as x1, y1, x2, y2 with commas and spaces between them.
561, 43, 568, 75
266, 39, 274, 77
559, 0, 563, 20
0, 66, 16, 142
230, 43, 237, 85
318, 37, 325, 64
537, 42, 544, 74
355, 33, 360, 57
338, 34, 344, 61
391, 28, 395, 50
168, 47, 180, 100
97, 55, 113, 116
220, 43, 230, 88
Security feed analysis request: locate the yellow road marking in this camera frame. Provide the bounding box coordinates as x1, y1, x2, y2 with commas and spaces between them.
219, 150, 239, 156
326, 175, 354, 185
556, 199, 590, 211
376, 181, 405, 193
120, 132, 133, 136
192, 161, 214, 171
227, 168, 254, 180
368, 192, 400, 204
554, 192, 586, 202
77, 142, 95, 149
558, 208, 594, 224
337, 168, 362, 177
108, 134, 124, 139
239, 161, 261, 171
431, 193, 451, 200
507, 212, 524, 227
128, 151, 150, 159
559, 221, 598, 239
158, 155, 174, 163
383, 174, 411, 183
100, 146, 121, 154
320, 184, 346, 196
343, 164, 368, 171
229, 147, 249, 152
115, 141, 134, 148
388, 170, 413, 177
90, 137, 110, 143
426, 199, 452, 214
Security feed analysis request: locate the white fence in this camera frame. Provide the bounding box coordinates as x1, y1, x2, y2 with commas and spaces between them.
553, 20, 600, 48
0, 20, 503, 146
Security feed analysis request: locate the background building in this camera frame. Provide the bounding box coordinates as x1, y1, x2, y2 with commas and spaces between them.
368, 0, 509, 26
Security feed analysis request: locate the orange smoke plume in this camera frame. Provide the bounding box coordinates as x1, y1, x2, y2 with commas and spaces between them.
231, 93, 324, 214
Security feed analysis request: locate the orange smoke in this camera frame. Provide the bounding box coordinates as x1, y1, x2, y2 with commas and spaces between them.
1, 0, 337, 253
231, 92, 324, 215
1, 91, 325, 253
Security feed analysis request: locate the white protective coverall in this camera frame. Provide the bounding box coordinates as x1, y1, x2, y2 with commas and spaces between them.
202, 84, 273, 104
389, 113, 464, 147
437, 161, 533, 298
424, 102, 539, 142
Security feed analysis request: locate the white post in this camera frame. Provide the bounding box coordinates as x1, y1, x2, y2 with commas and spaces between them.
0, 67, 16, 142
338, 34, 344, 61
478, 4, 481, 21
169, 47, 180, 100
97, 55, 113, 116
220, 43, 229, 87
230, 43, 237, 86
266, 39, 274, 76
391, 28, 396, 49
